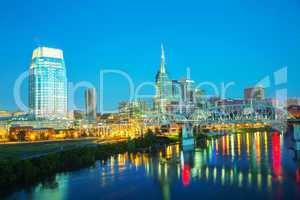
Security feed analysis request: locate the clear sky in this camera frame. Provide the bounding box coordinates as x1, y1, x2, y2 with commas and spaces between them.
0, 0, 299, 112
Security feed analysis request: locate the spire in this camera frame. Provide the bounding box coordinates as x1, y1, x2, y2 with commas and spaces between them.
160, 43, 166, 73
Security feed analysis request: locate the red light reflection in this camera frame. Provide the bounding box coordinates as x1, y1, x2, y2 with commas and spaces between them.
182, 164, 190, 186
272, 133, 281, 178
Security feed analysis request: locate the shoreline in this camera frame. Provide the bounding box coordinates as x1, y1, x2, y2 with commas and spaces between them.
0, 134, 176, 197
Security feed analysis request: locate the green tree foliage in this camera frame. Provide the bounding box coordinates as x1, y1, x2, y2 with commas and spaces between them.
0, 135, 176, 197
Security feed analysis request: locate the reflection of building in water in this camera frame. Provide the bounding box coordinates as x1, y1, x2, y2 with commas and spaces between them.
180, 132, 283, 191
98, 132, 286, 198
99, 145, 181, 200
152, 145, 181, 200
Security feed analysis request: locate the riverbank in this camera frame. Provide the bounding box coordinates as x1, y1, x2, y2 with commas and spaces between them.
0, 137, 131, 160
0, 138, 98, 160
0, 133, 176, 197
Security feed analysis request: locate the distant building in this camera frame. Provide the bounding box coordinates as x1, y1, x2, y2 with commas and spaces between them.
287, 98, 300, 107
179, 78, 195, 104
119, 100, 147, 118
29, 47, 68, 119
8, 126, 79, 141
194, 89, 206, 109
171, 80, 181, 102
153, 44, 200, 113
0, 111, 11, 118
85, 88, 97, 122
244, 87, 265, 101
12, 111, 27, 117
216, 98, 245, 106
288, 105, 300, 119
9, 126, 55, 141
67, 111, 74, 120
73, 110, 84, 120
265, 98, 279, 107
208, 97, 221, 107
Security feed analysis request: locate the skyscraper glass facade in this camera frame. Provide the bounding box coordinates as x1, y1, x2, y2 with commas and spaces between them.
29, 47, 67, 119
85, 88, 97, 122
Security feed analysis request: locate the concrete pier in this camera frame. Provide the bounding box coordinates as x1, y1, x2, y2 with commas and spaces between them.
182, 123, 195, 151
293, 124, 300, 159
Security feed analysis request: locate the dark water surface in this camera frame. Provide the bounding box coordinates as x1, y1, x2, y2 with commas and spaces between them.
7, 131, 300, 200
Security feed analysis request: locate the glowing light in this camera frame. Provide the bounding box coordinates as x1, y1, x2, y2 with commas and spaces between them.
177, 164, 181, 179
246, 133, 250, 157
158, 162, 161, 178
222, 137, 225, 156
230, 135, 235, 158
205, 167, 209, 180
215, 138, 219, 154
164, 163, 168, 176
237, 134, 241, 156
221, 167, 225, 185
267, 174, 272, 192
182, 164, 191, 186
213, 167, 217, 183
264, 132, 268, 156
226, 135, 230, 155
248, 172, 252, 187
255, 132, 261, 171
272, 133, 282, 179
238, 171, 243, 187
257, 173, 262, 190
230, 169, 234, 185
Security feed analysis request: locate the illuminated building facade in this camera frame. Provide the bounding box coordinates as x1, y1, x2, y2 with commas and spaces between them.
153, 44, 199, 113
29, 47, 67, 119
119, 100, 147, 118
154, 44, 172, 113
179, 78, 195, 105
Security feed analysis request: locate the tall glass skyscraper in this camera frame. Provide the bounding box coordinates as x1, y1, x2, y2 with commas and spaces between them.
29, 47, 68, 119
85, 88, 97, 122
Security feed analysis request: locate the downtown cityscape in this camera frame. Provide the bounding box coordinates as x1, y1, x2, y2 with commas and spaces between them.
1, 0, 300, 199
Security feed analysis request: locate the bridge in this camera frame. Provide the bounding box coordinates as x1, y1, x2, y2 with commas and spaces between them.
142, 102, 289, 150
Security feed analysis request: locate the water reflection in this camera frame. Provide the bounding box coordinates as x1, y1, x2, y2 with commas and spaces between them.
7, 131, 300, 200
95, 131, 300, 199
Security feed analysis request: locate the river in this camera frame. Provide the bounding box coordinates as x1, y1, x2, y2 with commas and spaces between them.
6, 131, 300, 200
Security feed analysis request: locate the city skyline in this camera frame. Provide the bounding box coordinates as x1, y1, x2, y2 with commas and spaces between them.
1, 1, 300, 199
1, 0, 300, 112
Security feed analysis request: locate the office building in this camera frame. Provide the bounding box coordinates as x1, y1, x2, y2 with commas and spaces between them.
29, 47, 68, 119
244, 86, 265, 101
85, 88, 97, 122
154, 44, 172, 113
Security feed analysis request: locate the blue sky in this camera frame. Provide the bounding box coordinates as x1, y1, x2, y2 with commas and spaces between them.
0, 0, 299, 112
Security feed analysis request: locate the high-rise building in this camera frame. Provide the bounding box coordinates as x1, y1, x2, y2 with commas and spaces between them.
179, 78, 195, 104
85, 88, 97, 122
154, 44, 172, 113
244, 86, 265, 101
29, 47, 68, 119
287, 98, 300, 107
118, 100, 147, 118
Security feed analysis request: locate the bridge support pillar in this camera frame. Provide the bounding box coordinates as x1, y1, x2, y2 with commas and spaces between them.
293, 124, 300, 159
182, 123, 195, 151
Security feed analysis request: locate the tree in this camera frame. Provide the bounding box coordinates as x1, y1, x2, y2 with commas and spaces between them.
18, 131, 26, 141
